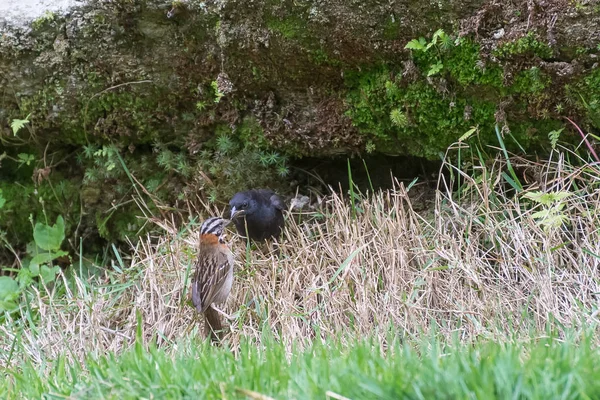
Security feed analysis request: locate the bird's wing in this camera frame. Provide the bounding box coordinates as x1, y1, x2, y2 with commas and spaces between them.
269, 193, 287, 211
192, 249, 232, 313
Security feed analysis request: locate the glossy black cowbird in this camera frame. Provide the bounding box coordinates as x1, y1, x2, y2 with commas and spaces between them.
229, 189, 286, 242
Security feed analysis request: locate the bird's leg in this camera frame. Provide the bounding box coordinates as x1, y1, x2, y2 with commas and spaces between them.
210, 304, 235, 321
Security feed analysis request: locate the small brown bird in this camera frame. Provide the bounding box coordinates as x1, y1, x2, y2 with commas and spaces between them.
191, 217, 234, 342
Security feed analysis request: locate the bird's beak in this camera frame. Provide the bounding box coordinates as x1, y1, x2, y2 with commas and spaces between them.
230, 206, 245, 220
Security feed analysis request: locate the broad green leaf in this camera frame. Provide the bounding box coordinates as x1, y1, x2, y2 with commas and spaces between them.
29, 262, 40, 277
29, 250, 68, 273
0, 299, 19, 313
0, 276, 19, 301
531, 209, 551, 220
432, 29, 446, 41
0, 189, 5, 209
17, 153, 35, 166
33, 215, 65, 251
40, 265, 60, 284
404, 38, 426, 51
427, 61, 443, 76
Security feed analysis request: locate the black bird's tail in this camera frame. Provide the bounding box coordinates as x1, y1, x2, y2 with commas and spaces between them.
204, 306, 223, 343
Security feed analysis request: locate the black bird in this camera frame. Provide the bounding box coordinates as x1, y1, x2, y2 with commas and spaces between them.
229, 189, 286, 242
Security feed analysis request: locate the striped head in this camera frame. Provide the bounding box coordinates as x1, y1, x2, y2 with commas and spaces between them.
200, 217, 231, 243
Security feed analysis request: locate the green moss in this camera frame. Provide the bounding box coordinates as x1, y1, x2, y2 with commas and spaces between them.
344, 67, 501, 158
309, 48, 342, 67
445, 40, 503, 87
493, 32, 553, 60
237, 117, 268, 149
382, 15, 401, 40
511, 67, 549, 94
567, 68, 600, 130
18, 73, 181, 146
344, 55, 558, 158
266, 16, 307, 40
31, 11, 56, 31
344, 31, 561, 157
265, 13, 340, 67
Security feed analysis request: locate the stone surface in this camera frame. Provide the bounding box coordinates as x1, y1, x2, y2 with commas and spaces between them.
0, 0, 80, 28
1, 0, 599, 253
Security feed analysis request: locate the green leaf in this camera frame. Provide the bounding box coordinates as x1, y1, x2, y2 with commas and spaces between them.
33, 215, 65, 251
17, 153, 35, 166
427, 61, 443, 76
0, 189, 5, 209
459, 126, 478, 142
523, 191, 571, 205
548, 128, 564, 150
0, 276, 20, 313
40, 265, 60, 284
328, 246, 366, 285
0, 276, 19, 301
29, 262, 40, 277
432, 29, 446, 41
29, 250, 68, 272
17, 267, 34, 288
10, 114, 31, 135
404, 37, 427, 51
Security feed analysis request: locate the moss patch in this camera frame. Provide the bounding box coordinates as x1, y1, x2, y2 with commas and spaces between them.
344, 33, 562, 158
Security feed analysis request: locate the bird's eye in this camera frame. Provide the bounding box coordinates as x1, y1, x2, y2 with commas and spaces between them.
242, 201, 248, 208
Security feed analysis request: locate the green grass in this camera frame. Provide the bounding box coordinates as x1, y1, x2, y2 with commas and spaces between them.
3, 330, 600, 399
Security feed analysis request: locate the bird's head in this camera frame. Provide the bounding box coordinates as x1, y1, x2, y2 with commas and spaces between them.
200, 217, 231, 243
229, 192, 258, 220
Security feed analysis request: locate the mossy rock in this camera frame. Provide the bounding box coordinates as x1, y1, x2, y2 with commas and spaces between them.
1, 0, 599, 255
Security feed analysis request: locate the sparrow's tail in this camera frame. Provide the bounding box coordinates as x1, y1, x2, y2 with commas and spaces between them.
204, 306, 223, 343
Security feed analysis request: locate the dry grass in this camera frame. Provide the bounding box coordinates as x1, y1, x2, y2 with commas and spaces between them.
2, 150, 600, 367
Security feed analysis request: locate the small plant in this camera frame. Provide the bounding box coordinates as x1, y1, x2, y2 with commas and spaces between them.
0, 215, 67, 313
389, 108, 408, 128
427, 61, 443, 77
196, 101, 208, 111
10, 114, 30, 136
26, 215, 66, 283
548, 128, 564, 150
404, 29, 458, 76
522, 191, 571, 231
17, 153, 35, 168
94, 145, 117, 171
365, 140, 376, 153
211, 80, 224, 103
